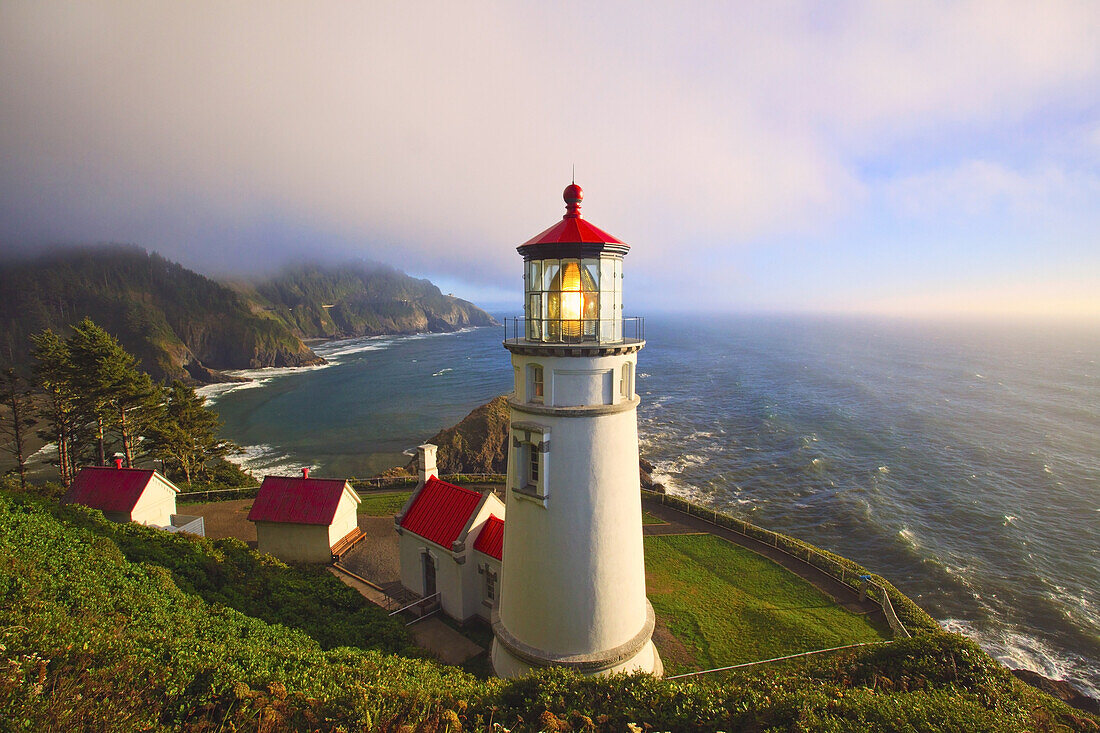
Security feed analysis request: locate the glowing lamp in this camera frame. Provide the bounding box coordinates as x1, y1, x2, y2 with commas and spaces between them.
518, 183, 628, 344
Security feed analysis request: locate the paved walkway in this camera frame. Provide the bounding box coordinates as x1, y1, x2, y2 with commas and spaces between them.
642, 497, 885, 621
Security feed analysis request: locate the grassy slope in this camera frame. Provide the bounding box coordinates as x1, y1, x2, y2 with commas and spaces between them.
2, 486, 1094, 731
358, 490, 413, 517
645, 534, 889, 674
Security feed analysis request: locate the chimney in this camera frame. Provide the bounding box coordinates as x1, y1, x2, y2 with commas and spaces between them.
302, 467, 310, 479
114, 458, 124, 470
418, 444, 438, 485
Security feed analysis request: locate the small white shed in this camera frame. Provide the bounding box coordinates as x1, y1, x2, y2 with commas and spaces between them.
395, 445, 505, 623
248, 472, 362, 563
63, 465, 183, 528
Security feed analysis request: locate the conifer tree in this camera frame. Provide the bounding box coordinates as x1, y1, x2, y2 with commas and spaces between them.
146, 381, 237, 487
29, 330, 79, 484
67, 318, 159, 466
0, 367, 34, 488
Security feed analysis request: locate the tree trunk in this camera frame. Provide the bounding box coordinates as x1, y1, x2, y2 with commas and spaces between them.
120, 406, 133, 467
56, 429, 69, 485
6, 385, 27, 489
96, 418, 105, 466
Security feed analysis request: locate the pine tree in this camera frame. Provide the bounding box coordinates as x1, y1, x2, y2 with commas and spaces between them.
29, 330, 79, 484
66, 319, 160, 467
0, 367, 34, 488
146, 381, 237, 487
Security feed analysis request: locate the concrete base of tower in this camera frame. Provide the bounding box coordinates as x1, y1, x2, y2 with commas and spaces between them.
490, 638, 663, 679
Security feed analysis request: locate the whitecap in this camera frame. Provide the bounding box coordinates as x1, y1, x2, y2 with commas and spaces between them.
227, 443, 314, 477
941, 620, 1100, 699
432, 368, 454, 377
1003, 515, 1017, 526
877, 465, 890, 474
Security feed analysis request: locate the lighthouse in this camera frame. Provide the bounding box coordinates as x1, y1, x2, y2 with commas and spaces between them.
491, 183, 662, 678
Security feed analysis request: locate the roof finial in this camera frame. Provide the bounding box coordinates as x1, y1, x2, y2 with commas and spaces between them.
572, 164, 575, 185
563, 181, 583, 219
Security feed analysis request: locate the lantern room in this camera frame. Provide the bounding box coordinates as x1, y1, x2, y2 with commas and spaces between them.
517, 184, 630, 344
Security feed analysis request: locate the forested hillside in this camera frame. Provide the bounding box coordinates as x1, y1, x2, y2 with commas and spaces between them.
0, 248, 497, 383
0, 246, 320, 382
236, 261, 497, 340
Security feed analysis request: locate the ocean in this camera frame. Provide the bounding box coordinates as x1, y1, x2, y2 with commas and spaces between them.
200, 314, 1100, 697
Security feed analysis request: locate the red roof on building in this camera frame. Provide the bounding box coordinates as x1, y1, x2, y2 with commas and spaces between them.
473, 514, 504, 560
521, 184, 627, 247
400, 476, 482, 548
63, 466, 163, 513
522, 216, 625, 246
247, 476, 353, 525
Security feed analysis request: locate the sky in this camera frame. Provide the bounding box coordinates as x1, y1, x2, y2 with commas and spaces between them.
1, 1, 1098, 318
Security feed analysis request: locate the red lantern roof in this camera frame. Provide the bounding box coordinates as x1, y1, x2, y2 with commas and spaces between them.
399, 476, 483, 549
519, 184, 628, 252
63, 466, 165, 513
248, 475, 355, 525
473, 514, 504, 560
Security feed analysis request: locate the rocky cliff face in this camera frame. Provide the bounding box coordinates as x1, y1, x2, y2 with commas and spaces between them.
399, 394, 663, 489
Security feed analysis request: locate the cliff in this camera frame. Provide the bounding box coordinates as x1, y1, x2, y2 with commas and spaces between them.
0, 248, 497, 383
237, 261, 498, 340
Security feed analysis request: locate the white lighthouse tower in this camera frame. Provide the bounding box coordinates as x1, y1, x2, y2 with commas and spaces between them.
491, 183, 662, 678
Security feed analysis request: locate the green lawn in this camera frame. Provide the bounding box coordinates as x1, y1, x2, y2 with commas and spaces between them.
642, 511, 666, 525
644, 533, 889, 675
357, 491, 412, 516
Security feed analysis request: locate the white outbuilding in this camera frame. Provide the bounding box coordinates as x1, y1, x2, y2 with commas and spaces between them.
62, 463, 203, 535
248, 470, 363, 563
395, 444, 505, 623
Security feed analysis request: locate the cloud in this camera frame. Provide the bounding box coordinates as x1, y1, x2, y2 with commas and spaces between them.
0, 1, 1097, 315
882, 160, 1100, 220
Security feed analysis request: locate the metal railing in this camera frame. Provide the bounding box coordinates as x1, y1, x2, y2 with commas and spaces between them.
503, 316, 644, 344
177, 474, 507, 503
642, 489, 921, 640
664, 641, 892, 680
388, 592, 439, 620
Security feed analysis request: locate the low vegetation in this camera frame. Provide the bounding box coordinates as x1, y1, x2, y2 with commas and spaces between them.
3, 483, 1095, 731
645, 534, 890, 675
357, 490, 413, 517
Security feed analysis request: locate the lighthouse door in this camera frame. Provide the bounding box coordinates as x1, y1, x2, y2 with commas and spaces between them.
423, 554, 437, 598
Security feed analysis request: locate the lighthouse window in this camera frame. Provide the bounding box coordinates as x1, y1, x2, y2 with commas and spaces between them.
528, 447, 540, 484
528, 364, 544, 403
620, 362, 633, 399
512, 423, 549, 503
547, 259, 599, 342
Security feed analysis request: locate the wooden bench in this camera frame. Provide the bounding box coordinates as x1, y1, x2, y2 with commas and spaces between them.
331, 527, 366, 560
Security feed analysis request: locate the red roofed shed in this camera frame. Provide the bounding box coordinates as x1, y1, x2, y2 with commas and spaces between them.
63, 466, 180, 526
248, 476, 352, 525
249, 474, 362, 563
